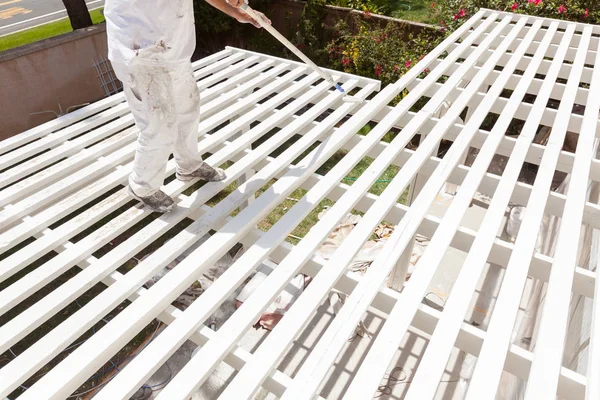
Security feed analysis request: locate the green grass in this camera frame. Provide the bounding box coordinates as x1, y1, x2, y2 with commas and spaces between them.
388, 0, 434, 24
0, 8, 105, 53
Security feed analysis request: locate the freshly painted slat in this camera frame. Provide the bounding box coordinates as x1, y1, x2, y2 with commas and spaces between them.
0, 95, 126, 157
227, 46, 382, 88
0, 102, 131, 172
4, 77, 354, 399
464, 22, 583, 400
0, 115, 134, 190
523, 25, 600, 399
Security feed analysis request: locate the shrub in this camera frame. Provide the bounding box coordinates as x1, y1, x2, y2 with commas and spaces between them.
326, 18, 439, 86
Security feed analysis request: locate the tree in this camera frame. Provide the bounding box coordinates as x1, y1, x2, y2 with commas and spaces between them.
62, 0, 93, 30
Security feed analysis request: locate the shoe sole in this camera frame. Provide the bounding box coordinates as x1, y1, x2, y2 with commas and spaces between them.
127, 186, 174, 213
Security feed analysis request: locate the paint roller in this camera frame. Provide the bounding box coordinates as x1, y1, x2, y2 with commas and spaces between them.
240, 1, 365, 104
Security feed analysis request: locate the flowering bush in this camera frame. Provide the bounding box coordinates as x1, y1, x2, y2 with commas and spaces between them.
326, 19, 438, 87
431, 1, 600, 30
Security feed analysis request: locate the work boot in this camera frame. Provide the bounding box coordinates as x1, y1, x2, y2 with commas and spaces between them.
127, 186, 175, 213
176, 162, 226, 182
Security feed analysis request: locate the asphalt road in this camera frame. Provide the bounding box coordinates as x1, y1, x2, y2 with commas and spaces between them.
0, 0, 105, 36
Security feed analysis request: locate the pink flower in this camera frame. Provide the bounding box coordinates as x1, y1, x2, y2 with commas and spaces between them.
585, 9, 589, 18
364, 11, 372, 18
453, 13, 460, 20
375, 65, 383, 76
535, 0, 542, 4
393, 65, 399, 71
341, 58, 350, 66
459, 9, 466, 17
405, 59, 412, 68
558, 4, 567, 14
511, 2, 518, 11
431, 2, 436, 8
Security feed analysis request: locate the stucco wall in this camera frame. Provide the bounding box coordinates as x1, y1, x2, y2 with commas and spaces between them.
0, 24, 108, 141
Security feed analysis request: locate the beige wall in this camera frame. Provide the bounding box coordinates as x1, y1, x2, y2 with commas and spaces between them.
0, 24, 108, 141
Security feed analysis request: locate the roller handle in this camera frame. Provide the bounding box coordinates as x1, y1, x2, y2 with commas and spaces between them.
240, 2, 344, 94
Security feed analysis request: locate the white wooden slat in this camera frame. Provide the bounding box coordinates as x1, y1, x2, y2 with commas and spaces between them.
0, 115, 135, 190
449, 38, 597, 85
365, 105, 600, 182
0, 140, 135, 233
482, 7, 600, 34
199, 59, 276, 104
523, 25, 600, 399
0, 71, 324, 359
458, 24, 599, 59
463, 22, 584, 400
0, 95, 126, 157
194, 55, 259, 91
385, 18, 547, 400
0, 127, 134, 208
0, 102, 131, 172
5, 77, 357, 399
425, 57, 592, 106
263, 15, 528, 400
0, 59, 281, 208
425, 83, 593, 137
588, 229, 600, 400
0, 64, 291, 281
92, 82, 378, 400
227, 46, 382, 88
0, 64, 309, 253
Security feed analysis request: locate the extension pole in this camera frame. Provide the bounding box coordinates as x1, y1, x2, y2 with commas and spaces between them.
240, 2, 363, 103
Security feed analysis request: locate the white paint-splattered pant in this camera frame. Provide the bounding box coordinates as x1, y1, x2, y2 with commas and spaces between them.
112, 62, 204, 197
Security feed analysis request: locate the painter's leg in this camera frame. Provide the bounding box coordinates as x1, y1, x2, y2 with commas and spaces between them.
171, 63, 203, 174
172, 63, 226, 182
113, 62, 178, 198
